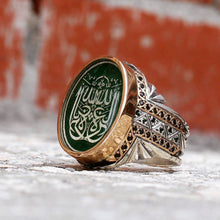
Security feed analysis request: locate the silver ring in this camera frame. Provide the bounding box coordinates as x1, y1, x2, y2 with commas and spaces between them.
108, 62, 190, 168
57, 57, 190, 169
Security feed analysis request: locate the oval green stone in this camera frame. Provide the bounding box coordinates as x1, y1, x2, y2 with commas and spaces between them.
60, 60, 123, 152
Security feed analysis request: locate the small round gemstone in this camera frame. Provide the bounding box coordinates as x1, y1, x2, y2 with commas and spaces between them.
151, 117, 156, 123
139, 100, 144, 105
153, 108, 158, 114
153, 135, 157, 141
159, 127, 164, 133
160, 139, 164, 145
142, 118, 147, 124
136, 110, 140, 116
174, 137, 179, 143
160, 112, 164, 117
146, 131, 151, 138
133, 125, 137, 131
115, 151, 121, 158
170, 147, 175, 152
140, 84, 144, 89
167, 115, 171, 122
140, 92, 144, 97
146, 104, 150, 110
121, 144, 127, 151
127, 135, 133, 141
168, 127, 172, 133
139, 128, 144, 134
138, 76, 143, 81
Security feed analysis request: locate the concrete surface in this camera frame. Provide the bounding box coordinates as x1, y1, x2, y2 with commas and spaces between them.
0, 116, 220, 220
1, 2, 220, 219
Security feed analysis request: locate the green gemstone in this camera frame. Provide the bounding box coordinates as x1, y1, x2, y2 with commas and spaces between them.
60, 60, 123, 152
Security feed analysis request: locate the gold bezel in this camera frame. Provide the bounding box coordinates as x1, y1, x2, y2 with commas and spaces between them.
57, 56, 137, 166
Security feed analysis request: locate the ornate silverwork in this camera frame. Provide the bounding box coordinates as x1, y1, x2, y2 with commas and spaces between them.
112, 62, 190, 167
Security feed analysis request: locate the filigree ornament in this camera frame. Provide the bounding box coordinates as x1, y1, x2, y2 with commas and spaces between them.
125, 61, 165, 104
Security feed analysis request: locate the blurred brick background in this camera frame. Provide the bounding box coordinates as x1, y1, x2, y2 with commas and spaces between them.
0, 0, 220, 134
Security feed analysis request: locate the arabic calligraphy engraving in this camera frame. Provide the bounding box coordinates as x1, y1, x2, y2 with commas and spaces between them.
69, 75, 121, 143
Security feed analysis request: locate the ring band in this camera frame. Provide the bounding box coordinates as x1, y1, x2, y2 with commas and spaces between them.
113, 63, 190, 167
57, 56, 189, 168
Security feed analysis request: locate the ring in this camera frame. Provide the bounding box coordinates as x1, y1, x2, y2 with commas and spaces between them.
57, 56, 189, 168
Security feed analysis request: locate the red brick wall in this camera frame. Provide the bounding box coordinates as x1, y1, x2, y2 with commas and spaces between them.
0, 0, 220, 134
36, 0, 220, 133
0, 0, 24, 98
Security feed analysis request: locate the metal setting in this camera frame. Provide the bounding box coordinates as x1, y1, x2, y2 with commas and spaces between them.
58, 56, 137, 166
57, 57, 189, 169
111, 65, 190, 168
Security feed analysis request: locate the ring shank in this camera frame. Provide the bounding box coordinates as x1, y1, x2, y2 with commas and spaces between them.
109, 62, 189, 168
58, 57, 189, 169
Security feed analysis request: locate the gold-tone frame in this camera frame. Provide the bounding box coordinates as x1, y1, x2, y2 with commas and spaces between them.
57, 56, 137, 166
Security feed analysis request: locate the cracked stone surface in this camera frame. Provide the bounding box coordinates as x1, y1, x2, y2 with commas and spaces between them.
0, 118, 220, 220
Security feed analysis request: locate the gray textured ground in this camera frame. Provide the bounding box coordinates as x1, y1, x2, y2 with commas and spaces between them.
0, 116, 220, 220
1, 1, 220, 219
